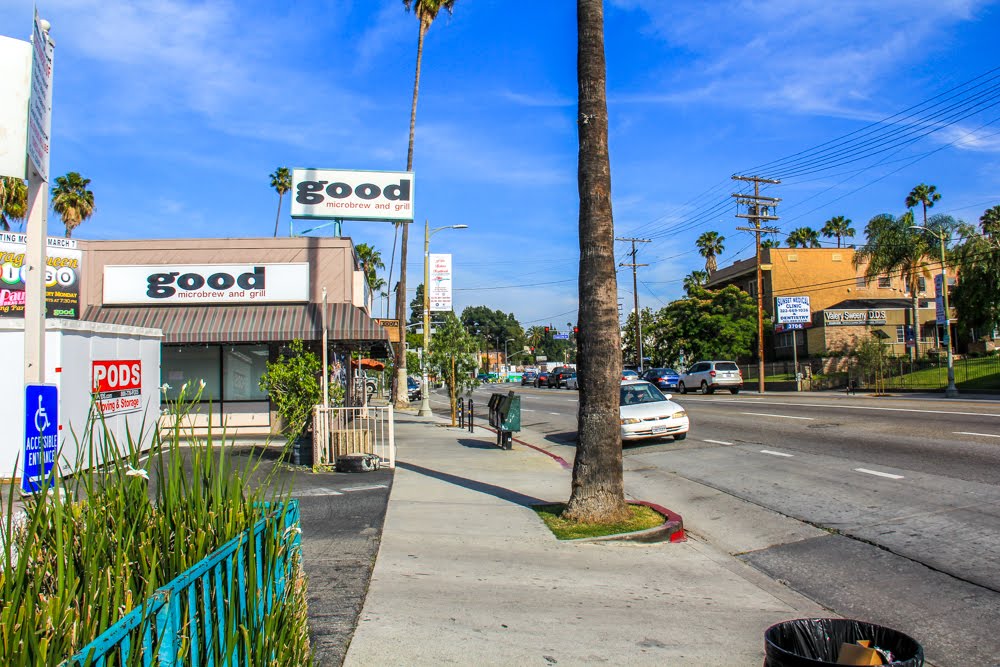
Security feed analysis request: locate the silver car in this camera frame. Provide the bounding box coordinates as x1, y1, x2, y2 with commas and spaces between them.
678, 361, 743, 395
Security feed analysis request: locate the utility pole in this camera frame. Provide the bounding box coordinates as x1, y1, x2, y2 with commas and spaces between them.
617, 237, 650, 373
732, 175, 781, 394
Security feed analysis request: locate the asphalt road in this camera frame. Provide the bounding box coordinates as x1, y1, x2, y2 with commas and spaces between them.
450, 383, 1000, 666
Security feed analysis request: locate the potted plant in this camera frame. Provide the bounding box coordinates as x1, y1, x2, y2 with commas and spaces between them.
259, 340, 322, 466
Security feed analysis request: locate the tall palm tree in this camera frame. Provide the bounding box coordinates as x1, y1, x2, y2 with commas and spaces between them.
979, 204, 1000, 237
821, 215, 855, 248
355, 242, 386, 314
270, 167, 291, 237
906, 183, 941, 228
853, 211, 932, 360
786, 226, 821, 248
683, 270, 709, 294
760, 238, 780, 249
51, 172, 95, 239
0, 176, 28, 231
695, 231, 725, 274
563, 0, 628, 525
395, 0, 457, 408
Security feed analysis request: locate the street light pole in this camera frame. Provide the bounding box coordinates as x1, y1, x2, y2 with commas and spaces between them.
503, 338, 514, 379
912, 225, 958, 398
419, 221, 468, 417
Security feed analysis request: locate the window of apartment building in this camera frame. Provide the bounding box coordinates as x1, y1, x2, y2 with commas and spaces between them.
877, 276, 891, 289
856, 276, 867, 289
896, 325, 905, 343
747, 278, 757, 297
905, 277, 927, 294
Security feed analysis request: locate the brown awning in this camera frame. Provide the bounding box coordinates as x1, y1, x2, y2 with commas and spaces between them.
81, 303, 390, 354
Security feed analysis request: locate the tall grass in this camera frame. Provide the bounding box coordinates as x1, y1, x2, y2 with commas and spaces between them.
0, 385, 312, 665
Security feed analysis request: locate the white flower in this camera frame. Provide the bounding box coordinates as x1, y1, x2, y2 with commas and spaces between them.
160, 383, 171, 392
198, 379, 206, 389
125, 464, 149, 481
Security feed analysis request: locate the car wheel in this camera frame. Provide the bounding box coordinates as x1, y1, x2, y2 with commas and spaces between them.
674, 432, 687, 441
678, 382, 686, 395
700, 381, 711, 395
730, 388, 740, 394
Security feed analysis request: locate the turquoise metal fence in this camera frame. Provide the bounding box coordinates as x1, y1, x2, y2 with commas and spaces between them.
69, 501, 301, 667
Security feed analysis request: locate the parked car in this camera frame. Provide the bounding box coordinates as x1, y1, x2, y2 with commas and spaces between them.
621, 369, 639, 381
534, 370, 550, 387
407, 376, 421, 401
619, 380, 689, 441
521, 369, 539, 386
641, 367, 680, 391
560, 371, 578, 389
678, 361, 743, 395
547, 366, 575, 388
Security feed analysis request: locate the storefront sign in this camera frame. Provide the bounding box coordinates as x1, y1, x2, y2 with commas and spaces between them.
824, 309, 887, 326
429, 253, 452, 311
290, 168, 414, 221
92, 360, 142, 416
374, 318, 401, 343
103, 263, 309, 304
0, 233, 81, 318
775, 296, 810, 324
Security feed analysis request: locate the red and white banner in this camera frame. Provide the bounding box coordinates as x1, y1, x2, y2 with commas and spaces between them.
92, 360, 142, 415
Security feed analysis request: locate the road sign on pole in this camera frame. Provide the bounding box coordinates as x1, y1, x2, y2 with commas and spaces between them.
22, 383, 58, 494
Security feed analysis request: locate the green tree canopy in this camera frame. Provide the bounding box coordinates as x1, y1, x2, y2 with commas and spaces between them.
428, 311, 480, 424
952, 207, 1000, 334
651, 285, 762, 364
51, 172, 95, 239
786, 226, 821, 248
460, 305, 524, 355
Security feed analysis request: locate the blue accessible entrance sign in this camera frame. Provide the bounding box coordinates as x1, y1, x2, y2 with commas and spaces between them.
22, 384, 59, 494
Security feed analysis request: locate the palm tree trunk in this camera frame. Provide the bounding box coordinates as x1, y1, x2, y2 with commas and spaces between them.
564, 0, 629, 524
394, 19, 428, 408
273, 192, 283, 237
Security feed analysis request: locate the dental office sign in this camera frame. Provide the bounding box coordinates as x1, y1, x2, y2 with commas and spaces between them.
290, 168, 414, 221
102, 263, 310, 304
775, 296, 811, 324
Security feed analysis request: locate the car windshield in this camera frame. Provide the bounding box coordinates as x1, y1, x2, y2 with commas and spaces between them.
716, 362, 739, 371
620, 384, 667, 406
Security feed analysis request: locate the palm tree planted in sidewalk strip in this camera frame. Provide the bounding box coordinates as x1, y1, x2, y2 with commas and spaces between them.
51, 172, 95, 239
270, 167, 292, 237
393, 0, 458, 409
563, 0, 629, 525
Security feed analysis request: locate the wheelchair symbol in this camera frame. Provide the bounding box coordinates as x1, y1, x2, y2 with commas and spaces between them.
34, 395, 50, 433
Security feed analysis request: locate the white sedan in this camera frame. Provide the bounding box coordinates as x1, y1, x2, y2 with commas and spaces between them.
619, 380, 689, 442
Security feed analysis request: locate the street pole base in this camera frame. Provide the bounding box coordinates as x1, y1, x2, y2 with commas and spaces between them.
944, 385, 959, 398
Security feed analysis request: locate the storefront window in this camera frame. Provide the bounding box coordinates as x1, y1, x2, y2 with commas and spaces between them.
223, 345, 269, 400
161, 346, 222, 401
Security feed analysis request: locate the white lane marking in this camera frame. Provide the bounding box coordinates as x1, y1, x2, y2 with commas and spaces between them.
855, 468, 904, 480
342, 484, 388, 492
741, 412, 814, 420
714, 399, 1000, 419
703, 439, 734, 446
548, 412, 562, 416
293, 488, 344, 497
522, 408, 536, 412
760, 450, 794, 457
954, 431, 1000, 438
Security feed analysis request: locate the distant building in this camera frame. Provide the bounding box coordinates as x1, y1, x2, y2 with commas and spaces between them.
707, 247, 949, 359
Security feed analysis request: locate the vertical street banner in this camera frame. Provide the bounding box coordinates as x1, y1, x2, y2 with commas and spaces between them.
0, 233, 81, 318
27, 9, 54, 181
429, 253, 452, 311
934, 274, 946, 325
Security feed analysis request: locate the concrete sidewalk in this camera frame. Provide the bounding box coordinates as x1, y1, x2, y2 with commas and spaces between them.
343, 412, 828, 666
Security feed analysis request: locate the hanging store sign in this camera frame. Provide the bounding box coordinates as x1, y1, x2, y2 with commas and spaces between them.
0, 233, 81, 319
103, 263, 309, 304
823, 309, 887, 326
429, 253, 452, 311
290, 168, 414, 221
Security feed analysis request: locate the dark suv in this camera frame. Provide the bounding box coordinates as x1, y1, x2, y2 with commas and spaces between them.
521, 369, 539, 386
547, 366, 575, 388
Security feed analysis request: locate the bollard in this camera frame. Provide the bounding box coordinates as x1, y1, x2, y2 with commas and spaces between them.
457, 397, 465, 428
468, 399, 474, 433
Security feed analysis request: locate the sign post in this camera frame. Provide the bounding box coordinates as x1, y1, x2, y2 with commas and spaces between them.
22, 383, 58, 494
776, 297, 811, 392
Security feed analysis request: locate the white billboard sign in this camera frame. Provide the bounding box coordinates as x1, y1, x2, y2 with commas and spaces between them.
27, 11, 54, 181
103, 263, 310, 304
290, 168, 414, 221
0, 36, 31, 179
429, 253, 452, 311
775, 296, 811, 324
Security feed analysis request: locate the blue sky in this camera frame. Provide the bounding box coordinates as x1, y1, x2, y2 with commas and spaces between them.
2, 0, 999, 329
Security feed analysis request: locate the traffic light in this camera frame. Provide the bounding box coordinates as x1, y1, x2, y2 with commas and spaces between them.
573, 326, 579, 334
530, 346, 535, 353
544, 326, 550, 334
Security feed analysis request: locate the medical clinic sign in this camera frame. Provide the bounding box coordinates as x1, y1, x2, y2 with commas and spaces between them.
92, 360, 142, 416
290, 168, 414, 222
103, 264, 309, 304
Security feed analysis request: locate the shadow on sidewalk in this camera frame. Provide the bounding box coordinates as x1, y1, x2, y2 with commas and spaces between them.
397, 461, 550, 507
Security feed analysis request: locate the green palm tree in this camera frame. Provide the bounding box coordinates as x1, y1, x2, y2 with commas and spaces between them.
905, 183, 941, 227
355, 242, 385, 294
394, 0, 458, 407
786, 226, 821, 248
563, 0, 628, 525
0, 176, 27, 231
51, 172, 95, 239
695, 231, 725, 274
683, 270, 709, 294
853, 211, 933, 360
979, 204, 1000, 237
270, 167, 292, 237
821, 215, 855, 248
760, 238, 780, 249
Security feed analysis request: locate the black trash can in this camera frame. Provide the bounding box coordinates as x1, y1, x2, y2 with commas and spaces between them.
290, 433, 313, 467
764, 618, 923, 666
